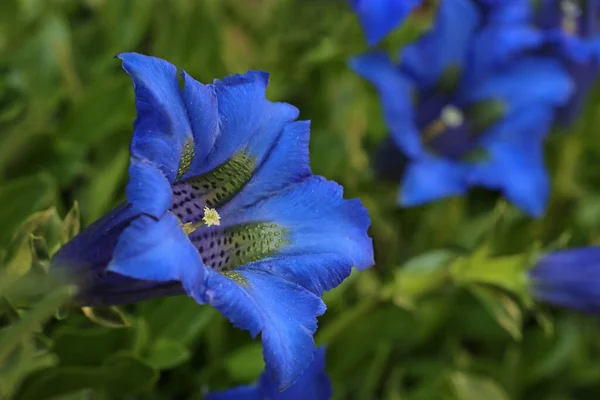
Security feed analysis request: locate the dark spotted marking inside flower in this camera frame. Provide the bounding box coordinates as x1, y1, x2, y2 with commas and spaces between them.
189, 222, 288, 271
170, 151, 256, 224
176, 137, 195, 180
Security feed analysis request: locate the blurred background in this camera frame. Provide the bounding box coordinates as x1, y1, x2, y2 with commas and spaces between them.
3, 0, 600, 399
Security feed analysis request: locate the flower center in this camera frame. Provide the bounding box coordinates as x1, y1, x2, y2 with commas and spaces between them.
170, 151, 256, 225
422, 104, 464, 142
170, 150, 288, 271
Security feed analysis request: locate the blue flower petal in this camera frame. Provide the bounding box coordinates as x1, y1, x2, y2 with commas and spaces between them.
400, 156, 467, 206
257, 347, 331, 400
207, 386, 261, 400
468, 107, 553, 217
463, 57, 573, 113
530, 247, 600, 314
195, 72, 291, 175
478, 0, 532, 24
400, 0, 480, 89
117, 53, 192, 183
181, 71, 299, 179
466, 26, 545, 84
126, 161, 173, 218
221, 176, 374, 296
349, 0, 422, 46
207, 347, 331, 400
350, 52, 422, 157
108, 212, 205, 299
531, 247, 600, 284
201, 268, 326, 391
180, 71, 219, 171
223, 120, 312, 211
53, 203, 135, 271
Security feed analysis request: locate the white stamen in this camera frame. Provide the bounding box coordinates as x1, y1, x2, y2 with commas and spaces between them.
440, 105, 464, 128
202, 207, 221, 227
561, 0, 582, 17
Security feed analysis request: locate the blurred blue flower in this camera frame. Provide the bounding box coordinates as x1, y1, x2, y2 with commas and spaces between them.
535, 0, 600, 123
53, 53, 374, 390
348, 0, 423, 45
351, 0, 573, 216
207, 347, 331, 400
529, 247, 600, 313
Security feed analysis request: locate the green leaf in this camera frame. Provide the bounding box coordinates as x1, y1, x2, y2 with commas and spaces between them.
0, 285, 75, 366
384, 250, 454, 309
223, 344, 264, 382
0, 337, 58, 399
0, 174, 56, 248
468, 285, 523, 341
78, 148, 128, 223
449, 244, 530, 299
61, 202, 80, 246
15, 353, 157, 400
145, 338, 190, 370
448, 372, 510, 400
53, 325, 142, 367
143, 297, 216, 345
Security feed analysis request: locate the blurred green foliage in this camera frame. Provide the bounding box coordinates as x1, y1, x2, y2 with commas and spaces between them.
3, 0, 600, 399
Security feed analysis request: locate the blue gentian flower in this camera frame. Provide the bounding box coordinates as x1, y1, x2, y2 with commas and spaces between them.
207, 347, 331, 400
351, 0, 573, 216
348, 0, 423, 46
53, 53, 374, 390
535, 0, 600, 123
529, 247, 600, 313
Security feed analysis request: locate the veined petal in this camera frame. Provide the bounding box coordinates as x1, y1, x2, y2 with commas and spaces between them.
217, 176, 374, 296
201, 268, 326, 391
52, 203, 186, 306
52, 203, 136, 274
530, 247, 600, 314
257, 347, 331, 400
350, 52, 422, 158
181, 71, 300, 179
126, 161, 173, 218
400, 0, 480, 89
117, 53, 192, 183
349, 0, 422, 46
180, 71, 218, 170
468, 107, 553, 217
222, 120, 312, 211
466, 26, 545, 84
470, 142, 549, 217
400, 156, 467, 206
463, 57, 573, 113
108, 213, 205, 299
208, 347, 331, 400
531, 248, 600, 283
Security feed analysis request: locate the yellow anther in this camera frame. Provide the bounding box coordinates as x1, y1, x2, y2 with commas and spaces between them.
202, 207, 221, 227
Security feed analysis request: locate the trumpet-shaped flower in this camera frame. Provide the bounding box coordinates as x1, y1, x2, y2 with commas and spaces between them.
207, 347, 331, 400
351, 0, 573, 216
536, 0, 600, 122
530, 247, 600, 313
53, 53, 374, 390
348, 0, 423, 45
